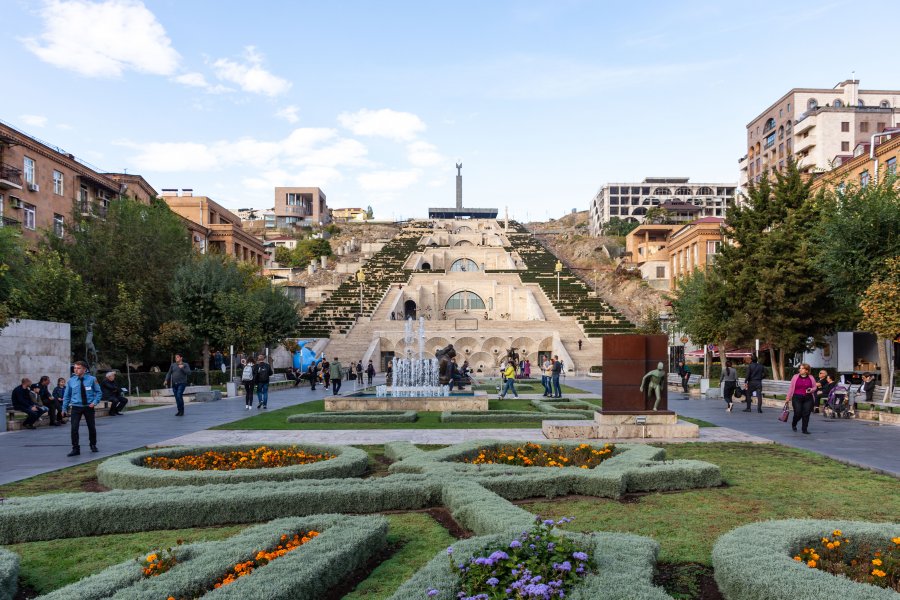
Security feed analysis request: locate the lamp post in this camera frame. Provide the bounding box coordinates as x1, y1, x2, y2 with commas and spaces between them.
555, 260, 563, 301
356, 269, 366, 316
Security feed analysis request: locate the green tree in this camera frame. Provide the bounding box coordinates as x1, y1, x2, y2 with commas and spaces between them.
603, 217, 638, 237
643, 206, 673, 225
214, 290, 264, 357
634, 306, 664, 335
8, 248, 95, 326
171, 254, 245, 384
153, 320, 193, 363
0, 227, 29, 328
255, 286, 301, 349
107, 283, 145, 391
670, 270, 735, 377
858, 256, 900, 399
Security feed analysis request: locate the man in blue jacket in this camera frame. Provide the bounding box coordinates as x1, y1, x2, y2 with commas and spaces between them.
63, 361, 102, 456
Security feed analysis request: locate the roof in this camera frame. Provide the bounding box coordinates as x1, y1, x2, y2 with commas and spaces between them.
691, 217, 725, 224
428, 207, 498, 219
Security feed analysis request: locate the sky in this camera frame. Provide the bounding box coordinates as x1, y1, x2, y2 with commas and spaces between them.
2, 0, 897, 221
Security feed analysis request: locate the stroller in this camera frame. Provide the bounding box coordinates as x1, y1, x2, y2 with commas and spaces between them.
823, 384, 852, 419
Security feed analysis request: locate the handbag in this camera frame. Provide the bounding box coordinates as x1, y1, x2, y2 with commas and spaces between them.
733, 387, 744, 399
778, 401, 790, 422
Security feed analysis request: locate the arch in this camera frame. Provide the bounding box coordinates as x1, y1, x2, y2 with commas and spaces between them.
404, 299, 417, 320
654, 187, 671, 195
510, 337, 537, 360
538, 337, 554, 351
778, 125, 784, 138
673, 187, 692, 196
426, 337, 452, 355
379, 338, 395, 352
454, 337, 479, 356
807, 98, 818, 110
445, 290, 486, 311
696, 186, 714, 195
450, 258, 478, 272
467, 351, 495, 371
632, 207, 648, 216
833, 99, 843, 107
454, 239, 474, 246
881, 100, 891, 108
763, 118, 776, 132
421, 262, 431, 271
480, 337, 508, 354
454, 225, 473, 233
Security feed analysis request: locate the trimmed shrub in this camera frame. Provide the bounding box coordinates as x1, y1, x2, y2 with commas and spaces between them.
38, 515, 387, 600
439, 410, 588, 423
530, 398, 597, 418
97, 444, 369, 489
287, 410, 417, 423
0, 548, 17, 600
712, 520, 900, 600
387, 530, 672, 600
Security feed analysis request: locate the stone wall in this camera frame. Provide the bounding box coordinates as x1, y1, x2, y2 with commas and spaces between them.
0, 319, 71, 392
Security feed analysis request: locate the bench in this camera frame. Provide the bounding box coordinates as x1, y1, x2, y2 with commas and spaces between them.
150, 385, 212, 402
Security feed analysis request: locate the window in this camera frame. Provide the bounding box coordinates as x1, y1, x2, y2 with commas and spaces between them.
787, 102, 791, 112
880, 100, 890, 108
79, 184, 88, 203
707, 240, 722, 254
807, 98, 818, 110
833, 99, 843, 108
656, 266, 666, 279
449, 258, 478, 272
860, 170, 870, 188
841, 141, 850, 152
445, 291, 486, 311
23, 157, 35, 184
841, 121, 850, 132
764, 133, 776, 149
52, 170, 64, 195
763, 118, 776, 132
860, 122, 869, 133
696, 186, 714, 195
53, 214, 64, 237
886, 157, 897, 176
877, 122, 886, 132
23, 203, 36, 229
654, 187, 671, 195
674, 187, 692, 195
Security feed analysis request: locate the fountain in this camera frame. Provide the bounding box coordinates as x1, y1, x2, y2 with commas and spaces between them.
376, 317, 448, 397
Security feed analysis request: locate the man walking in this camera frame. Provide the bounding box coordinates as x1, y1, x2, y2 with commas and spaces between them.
62, 361, 101, 455
253, 354, 272, 409
321, 357, 331, 389
743, 355, 765, 413
542, 357, 553, 397
551, 355, 563, 398
677, 361, 691, 394
330, 357, 344, 395
164, 353, 191, 416
366, 360, 375, 385
11, 378, 47, 429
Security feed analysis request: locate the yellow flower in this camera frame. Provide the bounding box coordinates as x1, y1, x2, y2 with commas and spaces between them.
832, 530, 842, 536
872, 569, 886, 577
893, 537, 900, 545
872, 558, 882, 566
807, 560, 817, 568
833, 540, 840, 547
793, 556, 802, 561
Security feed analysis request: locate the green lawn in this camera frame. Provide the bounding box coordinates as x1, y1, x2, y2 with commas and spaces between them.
474, 380, 588, 394
0, 459, 107, 498
678, 416, 717, 428
212, 400, 548, 430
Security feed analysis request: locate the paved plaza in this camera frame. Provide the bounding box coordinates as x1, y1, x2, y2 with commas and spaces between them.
1, 376, 897, 485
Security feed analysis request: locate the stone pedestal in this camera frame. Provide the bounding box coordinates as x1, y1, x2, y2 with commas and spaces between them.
325, 391, 488, 412
542, 412, 700, 440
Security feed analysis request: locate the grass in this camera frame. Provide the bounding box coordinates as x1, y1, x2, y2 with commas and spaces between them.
474, 380, 587, 394
678, 416, 717, 428
211, 400, 547, 430
0, 459, 106, 498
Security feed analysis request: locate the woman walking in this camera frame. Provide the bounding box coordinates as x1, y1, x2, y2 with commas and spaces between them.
241, 358, 255, 410
722, 360, 738, 412
787, 363, 817, 434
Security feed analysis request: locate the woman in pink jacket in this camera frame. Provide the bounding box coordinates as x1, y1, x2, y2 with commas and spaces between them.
787, 363, 817, 434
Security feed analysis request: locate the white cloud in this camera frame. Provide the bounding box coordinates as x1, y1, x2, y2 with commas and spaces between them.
242, 166, 343, 192
127, 142, 219, 171
20, 115, 48, 127
338, 109, 426, 141
407, 141, 443, 167
173, 72, 208, 87
357, 169, 421, 192
212, 46, 291, 97
276, 105, 300, 123
22, 0, 180, 77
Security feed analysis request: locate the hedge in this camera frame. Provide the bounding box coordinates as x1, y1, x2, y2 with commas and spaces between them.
439, 410, 589, 423
109, 370, 231, 392
0, 548, 16, 600
286, 410, 417, 423
387, 530, 673, 600
712, 519, 900, 600
35, 515, 386, 600
530, 398, 597, 418
97, 444, 369, 489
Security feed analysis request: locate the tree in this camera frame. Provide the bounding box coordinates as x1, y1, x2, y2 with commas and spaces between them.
366, 205, 374, 220
107, 283, 145, 391
670, 270, 735, 378
171, 254, 245, 384
0, 227, 29, 328
8, 248, 95, 327
858, 256, 900, 400
255, 286, 301, 349
635, 306, 663, 335
153, 320, 193, 362
214, 290, 264, 357
272, 239, 332, 268
603, 217, 638, 237
643, 206, 673, 225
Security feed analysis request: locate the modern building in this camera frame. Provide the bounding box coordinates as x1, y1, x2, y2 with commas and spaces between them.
623, 224, 682, 290
428, 163, 499, 220
273, 187, 330, 228
331, 207, 367, 221
668, 217, 725, 290
161, 189, 266, 266
588, 177, 736, 236
0, 121, 155, 243
740, 79, 900, 187
233, 207, 276, 230
810, 128, 900, 193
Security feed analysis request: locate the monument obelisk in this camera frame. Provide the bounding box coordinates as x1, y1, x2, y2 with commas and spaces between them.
455, 162, 462, 209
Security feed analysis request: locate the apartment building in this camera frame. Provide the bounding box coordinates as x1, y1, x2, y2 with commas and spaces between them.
739, 80, 900, 187
331, 207, 366, 221
161, 189, 266, 266
273, 187, 330, 228
623, 223, 682, 290
811, 128, 900, 193
668, 217, 725, 290
0, 121, 155, 243
588, 177, 736, 236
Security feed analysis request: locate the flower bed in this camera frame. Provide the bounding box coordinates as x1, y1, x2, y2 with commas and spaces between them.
97, 444, 369, 489
286, 410, 417, 423
712, 520, 900, 600
459, 442, 615, 469
142, 446, 334, 471
30, 515, 386, 600
793, 530, 898, 591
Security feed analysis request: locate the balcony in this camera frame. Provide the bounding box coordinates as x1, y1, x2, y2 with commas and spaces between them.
0, 163, 23, 190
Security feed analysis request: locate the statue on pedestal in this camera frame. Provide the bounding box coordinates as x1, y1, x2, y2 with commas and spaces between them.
639, 362, 666, 411
435, 344, 457, 385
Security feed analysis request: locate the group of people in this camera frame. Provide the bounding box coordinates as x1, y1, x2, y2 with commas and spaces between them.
239, 354, 274, 409
282, 358, 379, 394
498, 355, 563, 399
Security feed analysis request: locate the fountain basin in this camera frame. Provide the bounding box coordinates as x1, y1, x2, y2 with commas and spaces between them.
325, 390, 488, 412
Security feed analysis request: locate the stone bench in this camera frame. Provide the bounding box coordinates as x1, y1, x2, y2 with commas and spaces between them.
150, 385, 212, 403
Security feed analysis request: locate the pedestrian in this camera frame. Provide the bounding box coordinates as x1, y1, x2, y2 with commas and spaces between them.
330, 357, 344, 394
551, 355, 563, 398
677, 360, 691, 394
321, 358, 331, 389
62, 361, 101, 455
721, 360, 737, 412
11, 378, 47, 429
307, 362, 318, 391
355, 360, 363, 383
541, 356, 552, 397
385, 360, 393, 386
523, 359, 531, 378
164, 353, 191, 416
253, 354, 272, 409
743, 355, 765, 413
814, 369, 832, 413
787, 363, 817, 434
578, 339, 582, 351
366, 360, 375, 385
241, 358, 255, 410
861, 373, 876, 403
52, 377, 68, 424
100, 371, 128, 415
499, 361, 518, 399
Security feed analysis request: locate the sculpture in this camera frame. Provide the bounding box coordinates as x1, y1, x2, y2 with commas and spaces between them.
435, 344, 457, 385
505, 347, 519, 365
84, 320, 99, 372
639, 362, 666, 411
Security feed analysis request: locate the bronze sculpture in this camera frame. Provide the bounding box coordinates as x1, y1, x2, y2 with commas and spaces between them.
639, 361, 666, 411
435, 344, 457, 385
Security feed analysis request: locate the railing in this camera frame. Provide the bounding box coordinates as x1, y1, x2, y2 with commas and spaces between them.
0, 163, 23, 187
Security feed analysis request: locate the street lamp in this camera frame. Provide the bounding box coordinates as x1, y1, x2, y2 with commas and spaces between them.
356, 269, 366, 316
554, 260, 563, 301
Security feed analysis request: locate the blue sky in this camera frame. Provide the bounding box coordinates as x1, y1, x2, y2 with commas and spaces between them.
3, 0, 896, 221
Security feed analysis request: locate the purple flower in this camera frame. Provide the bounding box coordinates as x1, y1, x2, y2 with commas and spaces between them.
554, 561, 572, 572
488, 551, 509, 561
509, 540, 522, 549
446, 546, 454, 555
427, 590, 439, 598
572, 551, 588, 561
487, 577, 499, 586
547, 542, 556, 551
